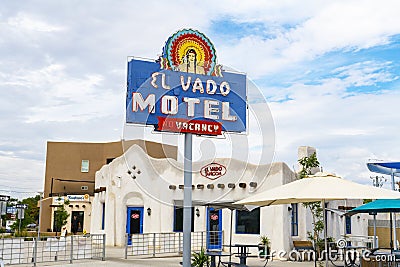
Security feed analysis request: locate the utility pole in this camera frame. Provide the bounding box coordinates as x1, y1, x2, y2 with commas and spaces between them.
369, 176, 385, 249
37, 192, 43, 239
370, 176, 386, 188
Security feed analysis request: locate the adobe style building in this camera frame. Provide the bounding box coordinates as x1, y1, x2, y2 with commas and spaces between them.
39, 140, 177, 233
90, 145, 367, 251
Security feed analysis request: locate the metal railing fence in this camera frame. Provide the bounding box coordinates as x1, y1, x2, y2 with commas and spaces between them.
125, 231, 223, 258
0, 234, 105, 266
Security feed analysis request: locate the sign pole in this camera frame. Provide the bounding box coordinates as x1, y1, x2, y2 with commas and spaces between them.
183, 133, 193, 267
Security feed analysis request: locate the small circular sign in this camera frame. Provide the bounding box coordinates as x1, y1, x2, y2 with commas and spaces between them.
210, 214, 219, 221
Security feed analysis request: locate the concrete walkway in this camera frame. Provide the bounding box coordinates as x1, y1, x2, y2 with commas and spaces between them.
13, 246, 320, 267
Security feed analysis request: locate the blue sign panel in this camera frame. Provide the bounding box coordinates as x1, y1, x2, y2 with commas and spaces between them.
126, 58, 247, 134
7, 206, 16, 214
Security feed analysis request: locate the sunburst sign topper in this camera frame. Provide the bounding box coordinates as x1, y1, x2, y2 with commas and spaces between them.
126, 29, 247, 135
160, 29, 222, 77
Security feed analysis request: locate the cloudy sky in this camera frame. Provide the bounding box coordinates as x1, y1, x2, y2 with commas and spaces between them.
1, 1, 400, 198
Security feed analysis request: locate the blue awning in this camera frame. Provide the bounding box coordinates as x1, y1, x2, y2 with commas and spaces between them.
348, 199, 400, 215
367, 161, 400, 177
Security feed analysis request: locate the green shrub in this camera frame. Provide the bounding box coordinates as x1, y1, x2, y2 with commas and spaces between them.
192, 248, 209, 267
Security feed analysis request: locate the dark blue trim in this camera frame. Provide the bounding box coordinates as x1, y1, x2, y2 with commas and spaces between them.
126, 206, 144, 245
206, 207, 222, 250
345, 216, 352, 234
291, 203, 299, 236
101, 202, 105, 230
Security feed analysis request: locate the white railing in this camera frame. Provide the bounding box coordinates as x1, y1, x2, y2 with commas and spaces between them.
125, 231, 223, 258
0, 234, 105, 266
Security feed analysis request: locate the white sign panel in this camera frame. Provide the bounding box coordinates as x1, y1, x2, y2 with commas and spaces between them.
67, 194, 90, 202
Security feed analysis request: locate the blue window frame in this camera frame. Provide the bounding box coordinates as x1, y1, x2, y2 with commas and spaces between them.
101, 202, 105, 230
345, 216, 352, 234
236, 208, 260, 234
126, 207, 144, 245
291, 203, 299, 236
206, 208, 222, 250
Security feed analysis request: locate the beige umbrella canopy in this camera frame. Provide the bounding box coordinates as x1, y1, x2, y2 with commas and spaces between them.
235, 173, 400, 206
235, 172, 400, 267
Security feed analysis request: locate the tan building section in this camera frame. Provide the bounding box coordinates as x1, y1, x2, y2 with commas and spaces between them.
39, 140, 177, 233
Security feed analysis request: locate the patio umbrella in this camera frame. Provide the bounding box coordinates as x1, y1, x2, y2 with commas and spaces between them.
234, 172, 400, 267
367, 161, 400, 246
347, 199, 400, 249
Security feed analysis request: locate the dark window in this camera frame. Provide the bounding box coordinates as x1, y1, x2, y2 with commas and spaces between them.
236, 208, 260, 234
106, 158, 115, 164
345, 216, 352, 234
173, 207, 194, 232
291, 203, 299, 236
71, 211, 84, 234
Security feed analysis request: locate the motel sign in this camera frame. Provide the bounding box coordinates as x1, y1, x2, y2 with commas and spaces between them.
126, 29, 247, 135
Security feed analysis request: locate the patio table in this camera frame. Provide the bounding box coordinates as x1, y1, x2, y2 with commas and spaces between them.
205, 250, 232, 267
222, 244, 260, 267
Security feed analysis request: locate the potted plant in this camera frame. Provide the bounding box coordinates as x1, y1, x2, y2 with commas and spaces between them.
258, 235, 271, 258
191, 248, 209, 267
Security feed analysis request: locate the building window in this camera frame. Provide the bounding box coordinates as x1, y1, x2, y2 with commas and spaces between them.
291, 203, 299, 236
106, 158, 115, 164
81, 160, 89, 173
236, 208, 260, 234
345, 216, 352, 234
101, 202, 105, 230
173, 206, 194, 232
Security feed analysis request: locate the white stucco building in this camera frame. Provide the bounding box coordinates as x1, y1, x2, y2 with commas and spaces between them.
90, 144, 367, 251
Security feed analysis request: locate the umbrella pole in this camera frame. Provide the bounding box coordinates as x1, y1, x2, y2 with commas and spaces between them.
390, 213, 393, 250
394, 213, 398, 250
229, 209, 233, 267
373, 214, 377, 248
322, 199, 328, 267
391, 170, 398, 250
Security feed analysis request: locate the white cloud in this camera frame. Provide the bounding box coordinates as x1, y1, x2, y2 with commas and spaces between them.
218, 1, 400, 77
332, 61, 398, 86
0, 155, 44, 198
269, 74, 400, 185
7, 12, 65, 32
1, 1, 400, 196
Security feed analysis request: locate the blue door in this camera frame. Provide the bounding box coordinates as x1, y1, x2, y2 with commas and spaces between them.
207, 208, 222, 250
126, 207, 144, 245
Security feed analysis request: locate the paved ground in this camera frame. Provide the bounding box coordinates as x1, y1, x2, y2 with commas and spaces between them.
12, 246, 321, 267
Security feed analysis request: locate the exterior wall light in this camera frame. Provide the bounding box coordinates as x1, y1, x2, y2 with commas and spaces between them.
147, 208, 151, 216
195, 208, 200, 217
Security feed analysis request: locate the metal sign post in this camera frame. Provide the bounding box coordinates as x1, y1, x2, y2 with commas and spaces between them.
0, 195, 10, 228
16, 204, 27, 234
182, 133, 193, 267
125, 29, 247, 267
